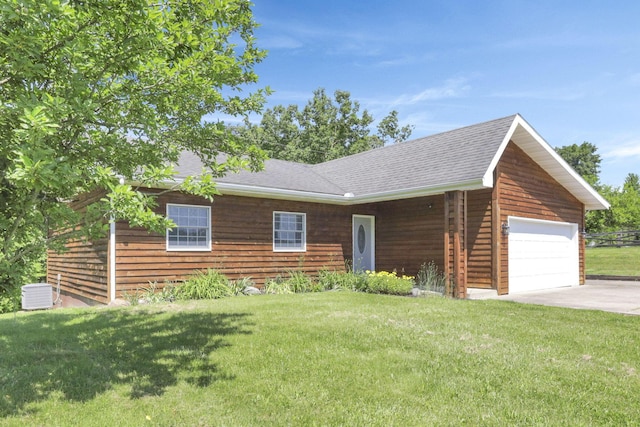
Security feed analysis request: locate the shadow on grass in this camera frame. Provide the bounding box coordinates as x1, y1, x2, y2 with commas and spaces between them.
0, 307, 252, 417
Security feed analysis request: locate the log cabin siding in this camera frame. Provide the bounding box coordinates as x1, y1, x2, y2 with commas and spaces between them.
113, 192, 375, 295
466, 189, 493, 288
46, 190, 109, 303
496, 142, 585, 294
375, 195, 444, 276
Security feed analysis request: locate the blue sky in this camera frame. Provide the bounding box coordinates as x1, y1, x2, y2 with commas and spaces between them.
242, 0, 640, 187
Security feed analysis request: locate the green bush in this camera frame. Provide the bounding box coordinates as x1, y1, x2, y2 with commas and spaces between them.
284, 270, 313, 293
177, 269, 232, 300
318, 269, 366, 291
263, 276, 293, 295
229, 277, 255, 296
0, 285, 21, 314
363, 271, 414, 295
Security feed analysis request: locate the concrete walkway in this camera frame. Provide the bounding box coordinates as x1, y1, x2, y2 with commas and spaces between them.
494, 280, 640, 316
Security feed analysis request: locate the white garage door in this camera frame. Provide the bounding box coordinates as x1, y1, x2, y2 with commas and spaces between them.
508, 217, 579, 293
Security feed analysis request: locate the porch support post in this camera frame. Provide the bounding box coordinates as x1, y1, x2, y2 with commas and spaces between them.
444, 190, 467, 298
491, 165, 504, 294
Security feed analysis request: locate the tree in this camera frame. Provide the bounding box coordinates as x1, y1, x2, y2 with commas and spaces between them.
555, 142, 601, 186
0, 0, 268, 293
236, 88, 413, 164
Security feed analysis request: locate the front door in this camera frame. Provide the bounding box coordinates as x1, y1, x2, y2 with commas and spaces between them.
352, 215, 375, 272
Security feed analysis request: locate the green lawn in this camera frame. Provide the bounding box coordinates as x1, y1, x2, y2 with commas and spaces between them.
586, 245, 640, 276
1, 293, 639, 426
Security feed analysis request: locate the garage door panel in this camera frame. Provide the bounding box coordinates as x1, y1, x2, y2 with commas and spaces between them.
508, 217, 579, 293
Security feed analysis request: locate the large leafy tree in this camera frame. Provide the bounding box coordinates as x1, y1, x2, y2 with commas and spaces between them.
236, 88, 413, 164
0, 0, 267, 290
555, 142, 601, 186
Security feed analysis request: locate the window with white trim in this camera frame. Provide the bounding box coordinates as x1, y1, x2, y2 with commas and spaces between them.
166, 204, 211, 251
273, 211, 306, 252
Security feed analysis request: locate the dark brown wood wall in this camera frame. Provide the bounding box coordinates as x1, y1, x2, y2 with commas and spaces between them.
496, 142, 585, 294
466, 189, 493, 288
114, 192, 377, 295
46, 190, 110, 303
375, 195, 444, 276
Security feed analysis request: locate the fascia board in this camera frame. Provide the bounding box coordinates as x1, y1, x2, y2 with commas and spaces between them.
481, 115, 610, 211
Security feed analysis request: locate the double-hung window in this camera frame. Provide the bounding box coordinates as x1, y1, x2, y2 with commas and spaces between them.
166, 204, 211, 251
273, 211, 306, 252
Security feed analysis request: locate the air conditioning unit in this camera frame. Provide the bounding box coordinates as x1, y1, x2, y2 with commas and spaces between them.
21, 283, 53, 310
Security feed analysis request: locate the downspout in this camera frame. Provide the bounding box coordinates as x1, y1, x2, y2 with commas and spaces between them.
109, 217, 116, 302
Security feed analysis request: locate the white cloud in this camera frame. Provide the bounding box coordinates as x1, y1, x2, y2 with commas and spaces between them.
260, 35, 304, 49
603, 141, 640, 160
491, 89, 585, 102
391, 78, 471, 106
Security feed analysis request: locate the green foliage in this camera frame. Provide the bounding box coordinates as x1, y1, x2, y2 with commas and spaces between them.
415, 261, 447, 295
283, 270, 314, 293
0, 0, 268, 292
586, 178, 640, 232
123, 281, 178, 306
363, 271, 414, 295
318, 269, 367, 291
555, 143, 639, 233
177, 269, 232, 300
234, 88, 413, 164
0, 284, 21, 313
555, 142, 601, 186
263, 276, 293, 295
229, 277, 256, 296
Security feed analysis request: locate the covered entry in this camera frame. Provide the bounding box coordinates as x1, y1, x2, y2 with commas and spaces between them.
507, 217, 579, 293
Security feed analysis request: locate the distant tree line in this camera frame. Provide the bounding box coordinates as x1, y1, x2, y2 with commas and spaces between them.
556, 142, 640, 232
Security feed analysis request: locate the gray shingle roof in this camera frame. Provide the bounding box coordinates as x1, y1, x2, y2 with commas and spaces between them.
176, 115, 515, 196
310, 114, 516, 196
172, 114, 609, 210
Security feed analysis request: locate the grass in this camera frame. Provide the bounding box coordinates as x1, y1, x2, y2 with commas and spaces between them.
586, 245, 640, 276
1, 293, 639, 426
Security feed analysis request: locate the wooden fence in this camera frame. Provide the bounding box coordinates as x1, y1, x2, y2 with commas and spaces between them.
586, 230, 640, 247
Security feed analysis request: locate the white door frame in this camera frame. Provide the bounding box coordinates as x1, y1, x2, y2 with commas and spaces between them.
352, 214, 375, 272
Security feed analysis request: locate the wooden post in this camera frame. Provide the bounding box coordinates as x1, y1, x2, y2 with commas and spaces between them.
492, 165, 503, 294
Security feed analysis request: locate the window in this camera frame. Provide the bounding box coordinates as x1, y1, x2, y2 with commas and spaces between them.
166, 204, 211, 251
273, 211, 306, 252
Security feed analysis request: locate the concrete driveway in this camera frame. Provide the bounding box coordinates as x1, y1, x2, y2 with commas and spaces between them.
495, 279, 640, 316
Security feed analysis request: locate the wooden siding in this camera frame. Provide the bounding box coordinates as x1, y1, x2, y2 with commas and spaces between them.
466, 189, 493, 289
375, 195, 444, 276
496, 142, 585, 294
113, 192, 375, 295
46, 190, 109, 303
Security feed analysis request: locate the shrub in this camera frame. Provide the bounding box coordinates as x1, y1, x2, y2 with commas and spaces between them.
263, 276, 293, 295
177, 269, 232, 300
363, 271, 414, 295
415, 261, 448, 295
229, 277, 256, 296
318, 269, 366, 291
284, 270, 313, 293
138, 281, 177, 303
0, 285, 21, 314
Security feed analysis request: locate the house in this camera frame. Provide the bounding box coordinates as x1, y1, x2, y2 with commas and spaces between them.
47, 114, 609, 304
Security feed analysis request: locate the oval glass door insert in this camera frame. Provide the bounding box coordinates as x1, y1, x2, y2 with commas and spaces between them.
357, 224, 366, 254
